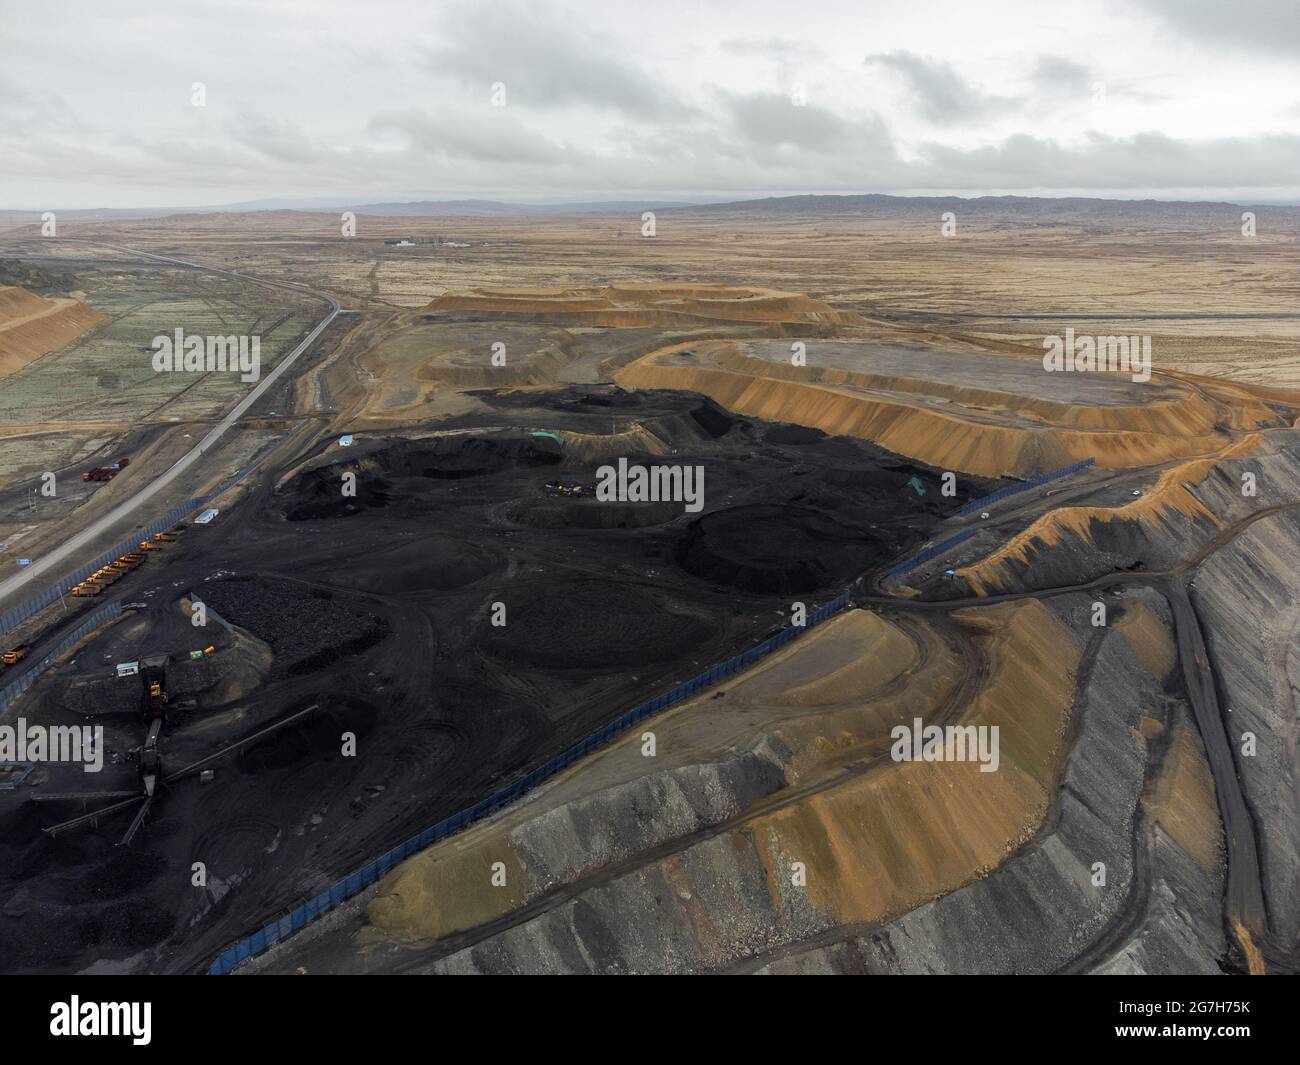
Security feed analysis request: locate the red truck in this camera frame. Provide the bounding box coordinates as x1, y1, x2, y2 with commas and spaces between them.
82, 456, 130, 482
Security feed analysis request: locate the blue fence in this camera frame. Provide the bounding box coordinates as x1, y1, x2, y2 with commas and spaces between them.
207, 588, 852, 975
0, 601, 123, 714
887, 527, 979, 579
956, 458, 1094, 517
0, 496, 212, 637
884, 457, 1096, 581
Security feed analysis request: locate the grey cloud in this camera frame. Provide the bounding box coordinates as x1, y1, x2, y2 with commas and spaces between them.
425, 3, 692, 119
229, 114, 322, 165
369, 108, 570, 166
7, 115, 1300, 203
726, 91, 857, 152
914, 130, 1300, 190
866, 50, 1022, 123
0, 75, 82, 135
1030, 55, 1094, 98
1134, 0, 1300, 54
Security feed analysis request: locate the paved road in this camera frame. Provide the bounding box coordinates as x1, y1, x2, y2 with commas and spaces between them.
0, 240, 338, 607
1166, 581, 1268, 943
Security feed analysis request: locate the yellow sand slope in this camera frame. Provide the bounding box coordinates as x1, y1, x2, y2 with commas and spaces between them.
0, 286, 105, 378
617, 341, 1279, 478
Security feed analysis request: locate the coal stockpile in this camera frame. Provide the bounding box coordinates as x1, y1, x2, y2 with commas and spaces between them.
322, 535, 503, 595
237, 695, 379, 772
194, 576, 391, 679
508, 497, 680, 530
284, 436, 563, 520
0, 799, 178, 971
675, 503, 888, 594
0, 385, 982, 976
485, 580, 712, 669
285, 471, 395, 520
417, 436, 562, 479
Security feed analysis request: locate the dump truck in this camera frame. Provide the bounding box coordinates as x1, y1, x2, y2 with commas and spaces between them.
82, 457, 130, 483
153, 531, 178, 543
543, 480, 588, 497
2, 646, 30, 666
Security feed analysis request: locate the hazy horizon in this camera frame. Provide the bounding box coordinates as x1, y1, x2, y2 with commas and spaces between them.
4, 190, 1300, 218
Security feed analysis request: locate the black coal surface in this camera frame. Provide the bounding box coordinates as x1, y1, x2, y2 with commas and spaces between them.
675, 504, 887, 594
1, 385, 1004, 975
284, 436, 562, 520
486, 580, 711, 669
195, 577, 391, 680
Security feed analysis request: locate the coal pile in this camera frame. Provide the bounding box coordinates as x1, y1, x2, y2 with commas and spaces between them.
322, 536, 502, 595
508, 496, 680, 530
675, 503, 888, 594
237, 695, 378, 772
284, 436, 563, 520
285, 470, 394, 520
485, 580, 712, 669
194, 577, 391, 679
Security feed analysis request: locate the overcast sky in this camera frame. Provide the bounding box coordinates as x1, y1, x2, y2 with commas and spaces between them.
2, 0, 1298, 208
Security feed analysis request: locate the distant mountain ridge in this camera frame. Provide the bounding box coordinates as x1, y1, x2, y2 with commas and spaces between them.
1, 192, 1296, 225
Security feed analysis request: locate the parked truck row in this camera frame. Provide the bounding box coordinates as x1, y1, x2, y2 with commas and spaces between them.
82, 456, 130, 483
67, 527, 182, 598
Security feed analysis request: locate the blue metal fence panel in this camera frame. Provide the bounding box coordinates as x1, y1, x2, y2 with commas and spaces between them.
0, 601, 124, 713
888, 527, 979, 579
0, 495, 213, 637
956, 458, 1094, 517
